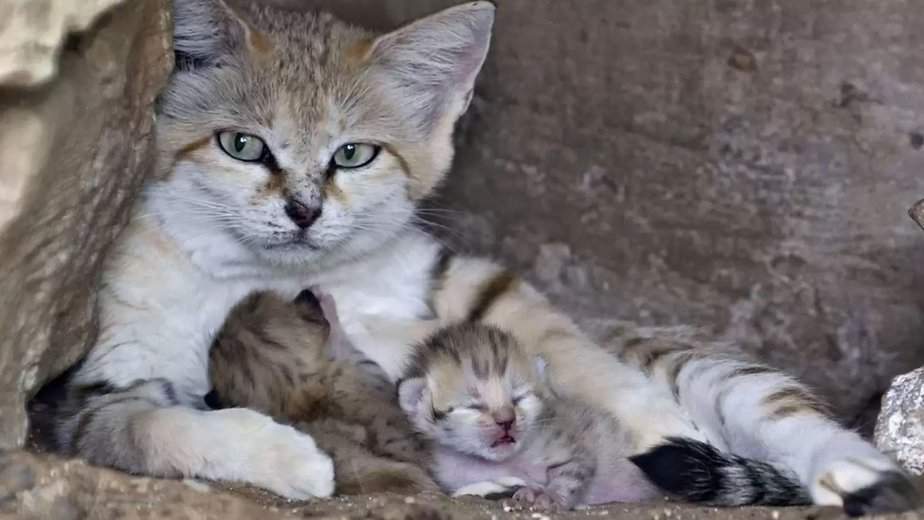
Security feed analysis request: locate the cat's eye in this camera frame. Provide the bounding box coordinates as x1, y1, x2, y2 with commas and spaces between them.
217, 131, 267, 162
332, 143, 380, 169
513, 391, 532, 405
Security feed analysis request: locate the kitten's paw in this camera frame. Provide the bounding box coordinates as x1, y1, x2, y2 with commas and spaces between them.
227, 410, 335, 500
512, 487, 567, 510
453, 477, 526, 499
811, 458, 920, 516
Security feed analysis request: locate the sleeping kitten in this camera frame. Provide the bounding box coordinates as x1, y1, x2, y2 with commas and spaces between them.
206, 290, 437, 496
397, 323, 813, 510
396, 322, 656, 509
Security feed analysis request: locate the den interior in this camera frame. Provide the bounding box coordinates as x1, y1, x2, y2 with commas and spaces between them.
1, 0, 923, 518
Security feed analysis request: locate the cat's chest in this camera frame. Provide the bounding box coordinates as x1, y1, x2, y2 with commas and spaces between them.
317, 234, 442, 379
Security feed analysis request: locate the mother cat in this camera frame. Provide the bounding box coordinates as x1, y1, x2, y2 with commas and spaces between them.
56, 0, 917, 514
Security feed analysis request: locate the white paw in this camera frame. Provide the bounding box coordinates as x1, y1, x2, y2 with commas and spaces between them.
811, 457, 919, 516
255, 422, 335, 500
220, 409, 335, 500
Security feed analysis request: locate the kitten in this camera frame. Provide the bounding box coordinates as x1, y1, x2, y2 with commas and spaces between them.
206, 289, 437, 496
53, 0, 918, 513
397, 323, 811, 509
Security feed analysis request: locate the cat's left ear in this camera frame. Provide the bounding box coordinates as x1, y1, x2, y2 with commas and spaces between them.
368, 1, 495, 131
534, 355, 561, 397
397, 377, 428, 413
534, 355, 548, 378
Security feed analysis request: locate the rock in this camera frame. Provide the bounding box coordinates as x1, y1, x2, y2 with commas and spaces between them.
0, 451, 283, 519
8, 450, 918, 520
0, 0, 172, 449
0, 0, 125, 87
876, 367, 924, 475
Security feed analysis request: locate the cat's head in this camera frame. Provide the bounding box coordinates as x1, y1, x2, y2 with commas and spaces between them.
155, 0, 494, 267
397, 324, 550, 462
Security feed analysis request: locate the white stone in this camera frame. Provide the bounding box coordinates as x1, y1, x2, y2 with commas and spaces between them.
874, 366, 924, 475
0, 0, 125, 86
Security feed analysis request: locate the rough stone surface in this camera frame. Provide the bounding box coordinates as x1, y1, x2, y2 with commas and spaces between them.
0, 0, 124, 86
877, 367, 924, 475
309, 0, 924, 423
5, 450, 924, 520
0, 0, 172, 449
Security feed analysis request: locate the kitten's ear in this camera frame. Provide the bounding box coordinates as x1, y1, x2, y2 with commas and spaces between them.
172, 0, 270, 69
368, 1, 495, 131
534, 355, 549, 382
397, 377, 428, 413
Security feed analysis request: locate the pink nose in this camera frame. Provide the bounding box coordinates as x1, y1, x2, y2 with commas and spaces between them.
495, 418, 515, 431
492, 408, 516, 431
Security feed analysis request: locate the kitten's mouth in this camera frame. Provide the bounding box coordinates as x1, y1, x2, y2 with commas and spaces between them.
491, 434, 516, 447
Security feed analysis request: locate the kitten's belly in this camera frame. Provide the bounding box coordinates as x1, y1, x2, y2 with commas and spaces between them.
583, 459, 660, 505
432, 448, 549, 493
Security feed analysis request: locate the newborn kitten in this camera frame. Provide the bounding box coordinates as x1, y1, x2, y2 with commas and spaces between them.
207, 290, 437, 496
397, 323, 660, 509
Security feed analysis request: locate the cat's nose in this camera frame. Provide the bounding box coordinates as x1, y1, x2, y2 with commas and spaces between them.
284, 198, 322, 229
493, 408, 516, 430
496, 418, 515, 431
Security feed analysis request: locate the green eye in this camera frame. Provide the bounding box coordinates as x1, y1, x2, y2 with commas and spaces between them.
217, 131, 267, 162
332, 143, 380, 169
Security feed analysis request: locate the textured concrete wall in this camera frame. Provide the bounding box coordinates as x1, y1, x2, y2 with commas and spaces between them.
313, 0, 924, 422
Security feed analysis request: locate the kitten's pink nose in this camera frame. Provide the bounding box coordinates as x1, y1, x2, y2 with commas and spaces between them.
493, 408, 516, 431
285, 198, 321, 229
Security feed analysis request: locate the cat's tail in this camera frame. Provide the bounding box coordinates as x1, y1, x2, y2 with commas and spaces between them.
630, 437, 811, 506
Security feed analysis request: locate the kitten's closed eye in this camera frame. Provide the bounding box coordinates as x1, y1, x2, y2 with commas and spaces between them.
432, 406, 453, 420
512, 391, 534, 405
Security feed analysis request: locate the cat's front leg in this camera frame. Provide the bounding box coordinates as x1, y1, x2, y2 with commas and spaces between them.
62, 380, 334, 500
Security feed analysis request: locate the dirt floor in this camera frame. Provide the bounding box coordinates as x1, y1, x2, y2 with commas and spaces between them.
221, 485, 924, 520
4, 450, 924, 519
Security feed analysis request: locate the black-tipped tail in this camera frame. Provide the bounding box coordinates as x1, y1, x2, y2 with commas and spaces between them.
630, 437, 811, 506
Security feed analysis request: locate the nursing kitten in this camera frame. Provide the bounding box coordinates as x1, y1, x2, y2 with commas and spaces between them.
398, 323, 810, 509
54, 0, 917, 513
206, 289, 436, 495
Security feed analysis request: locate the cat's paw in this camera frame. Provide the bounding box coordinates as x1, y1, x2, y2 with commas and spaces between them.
512, 486, 567, 510
811, 457, 920, 516
226, 409, 335, 500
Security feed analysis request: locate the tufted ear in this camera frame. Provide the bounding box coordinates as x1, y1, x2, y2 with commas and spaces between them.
397, 377, 428, 413
368, 1, 495, 132
172, 0, 269, 70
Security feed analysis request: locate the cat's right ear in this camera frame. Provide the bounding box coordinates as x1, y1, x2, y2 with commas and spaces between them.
172, 0, 270, 70
367, 1, 495, 132
397, 377, 428, 413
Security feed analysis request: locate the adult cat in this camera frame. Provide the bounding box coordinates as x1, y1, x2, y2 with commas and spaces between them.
55, 0, 917, 514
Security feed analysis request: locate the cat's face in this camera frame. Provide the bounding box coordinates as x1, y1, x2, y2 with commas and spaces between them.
155, 0, 493, 267
399, 332, 549, 462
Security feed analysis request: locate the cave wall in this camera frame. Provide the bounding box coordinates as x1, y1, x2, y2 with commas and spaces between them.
0, 0, 172, 449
